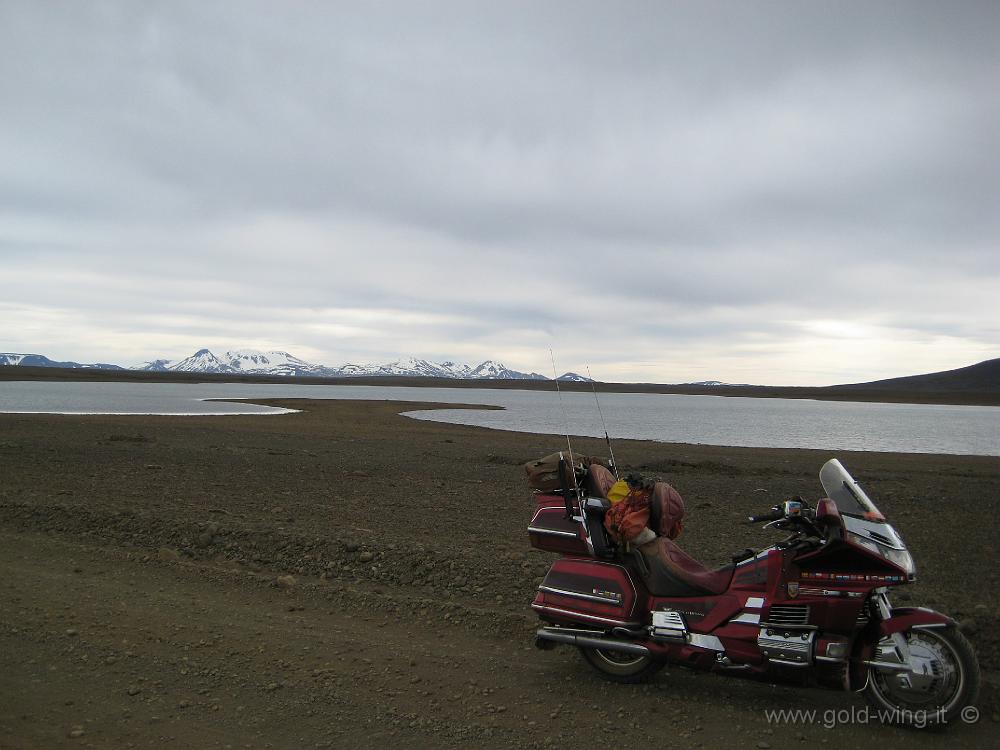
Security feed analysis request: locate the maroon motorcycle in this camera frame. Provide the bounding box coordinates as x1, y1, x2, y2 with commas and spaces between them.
529, 457, 980, 728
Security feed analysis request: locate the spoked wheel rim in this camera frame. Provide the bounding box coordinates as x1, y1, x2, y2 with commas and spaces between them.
592, 648, 647, 668
579, 645, 665, 683
869, 630, 964, 714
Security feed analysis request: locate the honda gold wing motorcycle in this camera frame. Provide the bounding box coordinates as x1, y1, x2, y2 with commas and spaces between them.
528, 457, 979, 728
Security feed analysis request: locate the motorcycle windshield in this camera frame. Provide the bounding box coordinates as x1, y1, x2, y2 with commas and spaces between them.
819, 458, 884, 519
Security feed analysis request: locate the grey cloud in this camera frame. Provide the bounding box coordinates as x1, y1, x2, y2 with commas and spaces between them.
1, 1, 997, 383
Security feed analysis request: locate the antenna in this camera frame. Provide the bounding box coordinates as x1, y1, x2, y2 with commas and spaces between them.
550, 349, 582, 501
587, 365, 618, 479
550, 349, 576, 465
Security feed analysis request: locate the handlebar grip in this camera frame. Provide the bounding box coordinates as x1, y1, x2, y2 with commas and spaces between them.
748, 509, 783, 523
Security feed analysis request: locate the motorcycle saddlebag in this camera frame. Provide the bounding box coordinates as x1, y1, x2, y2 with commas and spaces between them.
532, 558, 639, 629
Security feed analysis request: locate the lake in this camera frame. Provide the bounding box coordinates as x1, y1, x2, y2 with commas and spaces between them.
0, 380, 997, 456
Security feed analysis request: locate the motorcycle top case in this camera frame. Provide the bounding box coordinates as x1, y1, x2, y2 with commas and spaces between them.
528, 495, 592, 556
532, 558, 639, 629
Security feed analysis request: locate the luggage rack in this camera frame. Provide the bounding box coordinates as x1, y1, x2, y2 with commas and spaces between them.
560, 455, 615, 559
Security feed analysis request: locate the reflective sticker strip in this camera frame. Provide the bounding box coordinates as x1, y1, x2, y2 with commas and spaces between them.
527, 526, 579, 538
736, 548, 772, 567
801, 572, 904, 583
537, 584, 622, 605
745, 597, 765, 609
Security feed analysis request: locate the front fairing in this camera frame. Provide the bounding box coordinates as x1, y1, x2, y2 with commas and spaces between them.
817, 459, 915, 580
842, 516, 916, 579
796, 533, 911, 582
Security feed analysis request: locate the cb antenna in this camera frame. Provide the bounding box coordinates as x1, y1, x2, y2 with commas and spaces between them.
550, 349, 576, 465
587, 364, 618, 478
549, 350, 582, 501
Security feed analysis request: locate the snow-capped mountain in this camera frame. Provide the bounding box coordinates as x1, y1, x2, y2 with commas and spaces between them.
371, 356, 453, 378
225, 349, 324, 376
136, 359, 173, 371
557, 372, 593, 382
135, 350, 326, 376
470, 360, 547, 380
335, 355, 546, 380
131, 349, 549, 380
438, 360, 473, 378
168, 349, 233, 374
336, 362, 379, 377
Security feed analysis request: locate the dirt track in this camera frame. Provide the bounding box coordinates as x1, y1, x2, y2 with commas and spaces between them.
1, 399, 998, 748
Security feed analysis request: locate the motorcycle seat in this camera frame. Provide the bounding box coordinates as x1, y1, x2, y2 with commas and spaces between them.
584, 463, 616, 499
636, 537, 735, 597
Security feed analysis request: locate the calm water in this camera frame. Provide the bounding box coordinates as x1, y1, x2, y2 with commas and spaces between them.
0, 380, 997, 456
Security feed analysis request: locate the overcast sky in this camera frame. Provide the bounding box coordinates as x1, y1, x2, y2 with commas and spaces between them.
1, 1, 998, 385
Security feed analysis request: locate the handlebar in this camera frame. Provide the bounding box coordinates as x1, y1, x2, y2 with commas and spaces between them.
747, 508, 784, 524
748, 498, 821, 541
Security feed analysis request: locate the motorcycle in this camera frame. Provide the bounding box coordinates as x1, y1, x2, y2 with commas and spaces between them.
528, 456, 980, 728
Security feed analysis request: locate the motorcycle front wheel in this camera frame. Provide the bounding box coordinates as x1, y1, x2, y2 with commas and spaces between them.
865, 626, 980, 728
578, 647, 664, 684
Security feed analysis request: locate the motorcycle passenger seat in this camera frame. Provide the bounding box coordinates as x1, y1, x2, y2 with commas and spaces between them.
584, 464, 616, 499
623, 479, 731, 596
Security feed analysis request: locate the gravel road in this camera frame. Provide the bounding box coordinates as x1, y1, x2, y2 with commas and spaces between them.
1, 398, 997, 748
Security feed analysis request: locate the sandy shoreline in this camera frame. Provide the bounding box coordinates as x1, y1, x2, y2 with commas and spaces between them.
1, 399, 998, 747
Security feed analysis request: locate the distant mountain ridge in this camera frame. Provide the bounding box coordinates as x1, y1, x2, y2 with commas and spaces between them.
0, 353, 124, 370
1, 349, 550, 380
831, 357, 1000, 393
3, 350, 996, 391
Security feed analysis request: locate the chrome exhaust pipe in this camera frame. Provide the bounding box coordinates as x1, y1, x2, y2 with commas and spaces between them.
535, 627, 650, 655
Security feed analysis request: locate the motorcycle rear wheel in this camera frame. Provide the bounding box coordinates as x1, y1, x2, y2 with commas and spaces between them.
578, 647, 664, 683
864, 626, 979, 728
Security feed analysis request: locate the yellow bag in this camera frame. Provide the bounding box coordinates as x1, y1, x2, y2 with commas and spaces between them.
607, 480, 630, 504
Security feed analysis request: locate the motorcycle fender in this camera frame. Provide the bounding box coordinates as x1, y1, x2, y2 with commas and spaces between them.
848, 607, 955, 690
877, 607, 955, 637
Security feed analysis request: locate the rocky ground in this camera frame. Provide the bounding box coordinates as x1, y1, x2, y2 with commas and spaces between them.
1, 398, 998, 748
